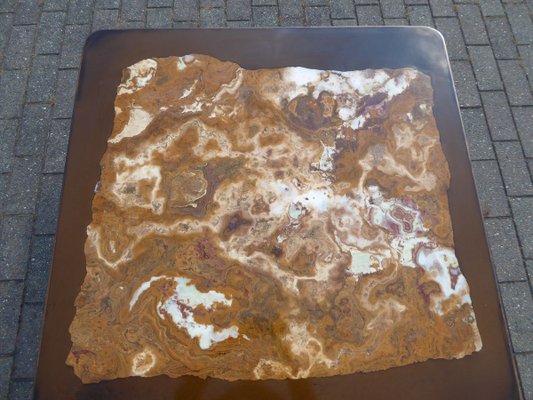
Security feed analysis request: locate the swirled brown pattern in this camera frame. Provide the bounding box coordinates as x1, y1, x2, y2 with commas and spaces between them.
66, 55, 482, 383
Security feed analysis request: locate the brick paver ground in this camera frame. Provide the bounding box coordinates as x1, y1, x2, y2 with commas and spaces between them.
0, 1, 532, 398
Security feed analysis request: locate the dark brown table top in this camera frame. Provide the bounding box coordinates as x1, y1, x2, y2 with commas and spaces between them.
35, 27, 521, 400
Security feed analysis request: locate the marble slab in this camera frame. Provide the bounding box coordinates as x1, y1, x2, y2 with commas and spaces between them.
66, 54, 482, 383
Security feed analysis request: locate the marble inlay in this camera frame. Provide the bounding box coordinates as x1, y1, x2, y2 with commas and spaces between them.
67, 55, 482, 383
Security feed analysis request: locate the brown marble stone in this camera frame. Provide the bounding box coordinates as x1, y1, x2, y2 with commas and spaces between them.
66, 55, 482, 383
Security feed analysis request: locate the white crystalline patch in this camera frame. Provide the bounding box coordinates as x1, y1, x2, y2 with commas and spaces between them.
112, 163, 165, 214
350, 114, 367, 130
312, 142, 336, 173
338, 106, 355, 121
131, 349, 156, 376
129, 276, 165, 310
284, 67, 322, 87
381, 70, 417, 98
109, 107, 154, 144
129, 275, 239, 350
346, 70, 390, 95
160, 277, 239, 350
182, 101, 202, 113
118, 58, 157, 95
276, 322, 335, 379
348, 250, 386, 276
177, 57, 187, 70
312, 73, 352, 98
416, 246, 472, 315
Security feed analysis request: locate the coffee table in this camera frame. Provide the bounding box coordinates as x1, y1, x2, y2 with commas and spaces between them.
35, 27, 521, 400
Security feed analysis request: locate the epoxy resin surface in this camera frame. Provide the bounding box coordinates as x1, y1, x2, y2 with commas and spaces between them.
67, 55, 482, 383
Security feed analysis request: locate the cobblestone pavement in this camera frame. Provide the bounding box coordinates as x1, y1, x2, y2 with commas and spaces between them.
0, 0, 532, 398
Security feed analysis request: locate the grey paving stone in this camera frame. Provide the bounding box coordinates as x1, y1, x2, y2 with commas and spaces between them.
147, 8, 173, 27
0, 120, 18, 174
408, 5, 434, 26
60, 25, 90, 69
381, 0, 405, 17
43, 119, 70, 173
172, 21, 198, 28
118, 20, 146, 29
122, 0, 147, 21
67, 0, 95, 24
332, 18, 359, 25
457, 4, 489, 44
0, 13, 14, 52
511, 197, 533, 259
304, 0, 329, 5
513, 107, 533, 157
93, 8, 120, 31
36, 12, 66, 54
44, 0, 69, 11
16, 104, 51, 157
435, 18, 467, 60
13, 303, 44, 379
53, 69, 79, 119
471, 160, 510, 217
173, 0, 199, 21
227, 19, 253, 26
202, 0, 225, 6
95, 0, 121, 8
355, 0, 378, 4
8, 380, 34, 400
506, 3, 533, 45
252, 6, 278, 26
468, 46, 502, 90
429, 0, 455, 16
494, 141, 533, 196
519, 260, 533, 285
200, 6, 226, 27
460, 108, 495, 160
519, 45, 533, 86
279, 0, 303, 19
384, 17, 408, 24
516, 353, 533, 400
0, 70, 28, 118
4, 25, 36, 70
406, 0, 428, 4
14, 0, 42, 25
451, 61, 481, 106
331, 0, 356, 18
3, 158, 42, 215
485, 17, 519, 59
305, 6, 331, 25
0, 0, 18, 12
34, 174, 64, 235
148, 0, 173, 6
484, 218, 527, 282
481, 92, 517, 140
0, 174, 9, 207
479, 0, 504, 16
253, 0, 277, 4
356, 5, 383, 25
500, 282, 533, 352
499, 60, 533, 106
0, 357, 13, 399
25, 236, 55, 304
26, 55, 59, 103
0, 281, 24, 353
227, 0, 252, 20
